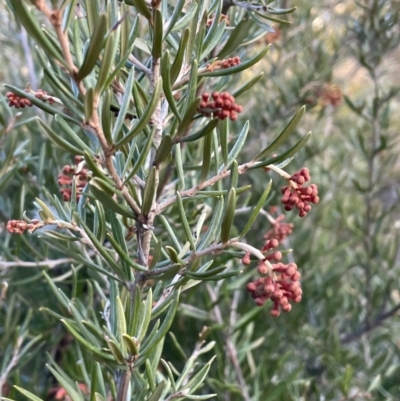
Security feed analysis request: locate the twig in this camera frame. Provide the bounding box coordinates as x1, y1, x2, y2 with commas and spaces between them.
0, 257, 75, 270
0, 336, 22, 392
340, 302, 400, 344
88, 98, 142, 217
33, 1, 142, 219
137, 5, 165, 267
207, 285, 251, 401
165, 390, 189, 401
128, 55, 152, 75
232, 0, 273, 12
116, 359, 134, 401
33, 1, 85, 94
157, 160, 258, 212
172, 67, 208, 91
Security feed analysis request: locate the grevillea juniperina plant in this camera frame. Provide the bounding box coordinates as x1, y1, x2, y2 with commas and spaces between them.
2, 0, 318, 400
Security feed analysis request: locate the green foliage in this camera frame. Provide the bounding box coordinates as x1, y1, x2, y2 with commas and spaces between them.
1, 0, 399, 401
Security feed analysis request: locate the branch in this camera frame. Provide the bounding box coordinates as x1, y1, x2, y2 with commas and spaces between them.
207, 284, 251, 401
340, 302, 400, 344
0, 257, 75, 270
0, 336, 22, 391
33, 1, 85, 94
157, 160, 258, 212
137, 6, 165, 267
128, 55, 151, 75
33, 2, 142, 218
232, 0, 273, 12
87, 101, 142, 217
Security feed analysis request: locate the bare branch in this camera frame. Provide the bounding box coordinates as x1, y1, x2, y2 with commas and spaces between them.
341, 302, 400, 344
0, 257, 75, 270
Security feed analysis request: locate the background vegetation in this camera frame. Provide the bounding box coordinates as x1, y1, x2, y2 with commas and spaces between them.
1, 0, 400, 400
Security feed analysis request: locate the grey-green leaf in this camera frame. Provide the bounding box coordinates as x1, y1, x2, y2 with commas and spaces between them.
221, 188, 236, 243
253, 106, 306, 161
76, 15, 107, 81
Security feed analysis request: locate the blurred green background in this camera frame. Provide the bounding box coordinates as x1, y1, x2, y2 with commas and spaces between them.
1, 1, 400, 400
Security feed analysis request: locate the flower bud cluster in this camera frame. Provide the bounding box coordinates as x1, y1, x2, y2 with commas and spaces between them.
6, 89, 54, 109
199, 92, 243, 121
58, 156, 89, 201
241, 229, 284, 266
264, 213, 294, 243
264, 27, 281, 44
6, 91, 32, 108
244, 209, 302, 316
319, 83, 342, 107
206, 57, 240, 72
206, 14, 229, 27
48, 383, 88, 401
281, 168, 319, 217
6, 219, 44, 234
246, 262, 302, 317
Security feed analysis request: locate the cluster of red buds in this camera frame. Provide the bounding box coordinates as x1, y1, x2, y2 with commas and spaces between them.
319, 83, 342, 107
58, 156, 89, 201
6, 89, 54, 109
281, 168, 319, 217
246, 262, 302, 317
6, 219, 45, 234
264, 213, 294, 243
264, 27, 281, 44
48, 383, 88, 401
6, 91, 32, 108
304, 83, 342, 108
206, 56, 240, 72
199, 92, 243, 121
243, 210, 302, 316
206, 14, 229, 27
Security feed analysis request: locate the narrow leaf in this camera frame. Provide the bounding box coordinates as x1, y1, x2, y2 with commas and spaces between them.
89, 179, 137, 219
124, 0, 152, 21
76, 15, 107, 80
233, 73, 264, 98
240, 180, 272, 238
112, 68, 135, 140
175, 98, 201, 139
95, 28, 119, 95
217, 17, 253, 59
219, 121, 249, 173
147, 381, 165, 401
201, 131, 212, 182
253, 106, 306, 161
197, 197, 224, 250
161, 51, 181, 120
54, 115, 93, 154
122, 334, 139, 356
124, 127, 156, 184
142, 166, 157, 216
8, 0, 66, 67
154, 135, 173, 168
180, 119, 219, 143
152, 10, 163, 59
14, 387, 45, 401
221, 188, 236, 243
115, 79, 163, 148
250, 132, 312, 170
84, 87, 94, 122
170, 29, 189, 83
61, 320, 115, 361
176, 193, 195, 250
